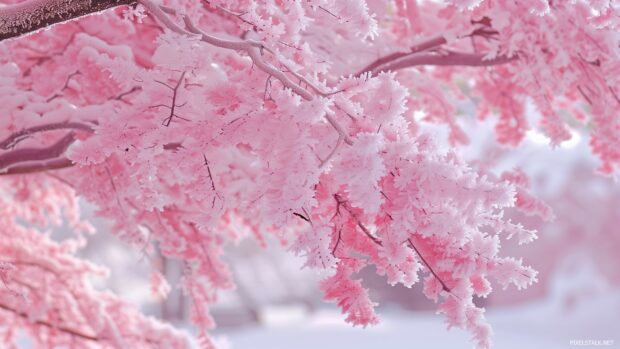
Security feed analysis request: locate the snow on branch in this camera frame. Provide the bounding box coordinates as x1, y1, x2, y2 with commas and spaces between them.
0, 0, 134, 41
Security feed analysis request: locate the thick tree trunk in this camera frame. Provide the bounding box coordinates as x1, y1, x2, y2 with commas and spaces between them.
0, 0, 135, 41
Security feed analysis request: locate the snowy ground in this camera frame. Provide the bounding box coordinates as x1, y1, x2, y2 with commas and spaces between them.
217, 296, 619, 349
216, 268, 620, 349
11, 266, 619, 349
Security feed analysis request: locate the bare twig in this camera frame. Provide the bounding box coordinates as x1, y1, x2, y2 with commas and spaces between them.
407, 238, 451, 293
333, 193, 382, 246
153, 71, 187, 126
331, 226, 343, 256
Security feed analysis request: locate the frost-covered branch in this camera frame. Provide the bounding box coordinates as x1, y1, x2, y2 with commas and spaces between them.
357, 35, 448, 75
357, 28, 514, 76
0, 0, 134, 41
0, 157, 73, 175
0, 302, 100, 342
0, 132, 76, 171
0, 121, 94, 150
2, 1, 617, 348
0, 180, 191, 348
153, 71, 188, 126
371, 51, 517, 75
0, 119, 181, 175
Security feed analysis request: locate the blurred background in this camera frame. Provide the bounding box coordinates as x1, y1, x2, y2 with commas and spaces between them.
70, 107, 620, 349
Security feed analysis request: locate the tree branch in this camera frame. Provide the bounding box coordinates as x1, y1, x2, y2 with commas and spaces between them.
372, 51, 517, 75
319, 114, 353, 168
407, 238, 451, 293
0, 121, 94, 150
0, 0, 135, 41
357, 35, 447, 76
0, 157, 74, 175
141, 0, 319, 101
0, 132, 76, 171
357, 27, 511, 76
333, 193, 383, 246
0, 302, 100, 342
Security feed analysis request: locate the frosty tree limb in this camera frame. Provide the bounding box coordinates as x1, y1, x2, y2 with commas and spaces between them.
3, 2, 608, 348
0, 121, 95, 149
371, 51, 517, 75
357, 28, 514, 76
0, 120, 183, 175
0, 132, 75, 171
0, 0, 135, 41
0, 0, 513, 96
141, 0, 319, 101
357, 35, 448, 75
0, 302, 100, 342
0, 157, 74, 175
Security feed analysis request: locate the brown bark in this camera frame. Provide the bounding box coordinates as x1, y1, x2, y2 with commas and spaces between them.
0, 0, 135, 41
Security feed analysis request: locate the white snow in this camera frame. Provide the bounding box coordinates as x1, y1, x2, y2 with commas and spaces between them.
217, 266, 620, 349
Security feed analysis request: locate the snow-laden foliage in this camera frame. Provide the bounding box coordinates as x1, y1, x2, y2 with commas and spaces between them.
0, 176, 190, 348
1, 0, 619, 348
